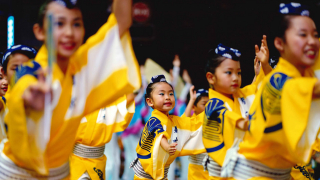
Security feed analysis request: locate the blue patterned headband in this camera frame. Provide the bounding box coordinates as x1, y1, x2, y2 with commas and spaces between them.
2, 45, 37, 65
196, 89, 208, 98
215, 43, 241, 60
53, 0, 78, 9
279, 2, 309, 16
150, 74, 167, 84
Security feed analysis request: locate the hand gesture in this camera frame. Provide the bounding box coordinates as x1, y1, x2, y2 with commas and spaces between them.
255, 35, 269, 66
23, 69, 50, 112
189, 85, 197, 101
254, 56, 261, 76
182, 70, 192, 84
173, 54, 180, 67
168, 143, 177, 156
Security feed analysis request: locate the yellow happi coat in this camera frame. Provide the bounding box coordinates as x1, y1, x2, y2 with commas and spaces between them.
3, 13, 140, 175
202, 69, 265, 180
70, 95, 135, 180
237, 58, 320, 179
135, 109, 206, 180
187, 113, 210, 180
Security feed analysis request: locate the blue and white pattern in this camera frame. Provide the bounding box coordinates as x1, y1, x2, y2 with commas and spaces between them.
2, 44, 37, 65
150, 74, 167, 84
53, 0, 78, 8
196, 89, 208, 98
215, 43, 241, 60
279, 2, 309, 16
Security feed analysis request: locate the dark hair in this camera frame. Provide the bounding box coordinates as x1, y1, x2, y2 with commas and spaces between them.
144, 81, 174, 108
37, 0, 81, 28
194, 94, 208, 106
3, 50, 36, 74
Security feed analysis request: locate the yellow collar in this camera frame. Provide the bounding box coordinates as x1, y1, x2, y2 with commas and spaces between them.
277, 57, 315, 78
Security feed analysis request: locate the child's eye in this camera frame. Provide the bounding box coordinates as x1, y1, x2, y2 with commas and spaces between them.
225, 71, 231, 75
159, 93, 164, 96
238, 72, 242, 75
169, 93, 174, 96
299, 33, 306, 37
314, 33, 319, 38
55, 21, 64, 27
74, 22, 82, 27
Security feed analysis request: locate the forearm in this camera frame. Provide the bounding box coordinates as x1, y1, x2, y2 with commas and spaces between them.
184, 99, 195, 117
160, 136, 170, 152
261, 62, 273, 76
113, 0, 132, 37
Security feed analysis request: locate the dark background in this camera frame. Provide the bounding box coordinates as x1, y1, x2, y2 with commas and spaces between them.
0, 0, 320, 89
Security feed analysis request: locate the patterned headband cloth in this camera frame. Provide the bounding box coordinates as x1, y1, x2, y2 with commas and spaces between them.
53, 0, 78, 8
279, 2, 309, 16
150, 74, 167, 84
2, 45, 37, 65
215, 43, 241, 60
196, 89, 208, 98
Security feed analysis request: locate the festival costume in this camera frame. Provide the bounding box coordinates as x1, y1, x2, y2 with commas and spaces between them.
221, 58, 320, 180
1, 13, 140, 179
70, 96, 135, 180
131, 109, 206, 180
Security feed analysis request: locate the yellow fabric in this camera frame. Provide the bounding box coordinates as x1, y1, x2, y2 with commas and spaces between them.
239, 58, 318, 169
3, 13, 141, 175
136, 109, 205, 180
203, 84, 259, 167
187, 163, 209, 180
290, 163, 314, 180
70, 96, 135, 180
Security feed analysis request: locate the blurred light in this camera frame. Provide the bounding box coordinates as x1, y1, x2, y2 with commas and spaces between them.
7, 16, 14, 49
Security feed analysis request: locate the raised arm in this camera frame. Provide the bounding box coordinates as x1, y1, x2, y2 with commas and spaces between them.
184, 85, 196, 117
113, 0, 133, 37
255, 35, 272, 75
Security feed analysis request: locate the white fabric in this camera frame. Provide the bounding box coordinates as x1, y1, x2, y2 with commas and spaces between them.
78, 171, 91, 180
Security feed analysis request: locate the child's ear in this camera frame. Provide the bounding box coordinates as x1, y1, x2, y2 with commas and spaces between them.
146, 98, 154, 108
274, 37, 284, 52
33, 23, 45, 41
206, 72, 215, 86
192, 105, 196, 111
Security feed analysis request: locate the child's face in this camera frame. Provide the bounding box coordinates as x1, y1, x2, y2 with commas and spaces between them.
282, 16, 319, 69
212, 58, 241, 96
147, 82, 175, 115
193, 96, 209, 115
44, 2, 85, 60
7, 53, 30, 81
0, 67, 8, 96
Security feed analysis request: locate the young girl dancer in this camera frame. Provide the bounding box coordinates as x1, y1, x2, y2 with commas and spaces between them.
0, 0, 140, 179
185, 87, 210, 180
221, 3, 320, 179
202, 38, 271, 179
130, 75, 206, 180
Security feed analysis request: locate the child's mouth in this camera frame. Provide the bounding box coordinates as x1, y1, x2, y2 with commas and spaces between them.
61, 42, 76, 51
164, 102, 172, 106
305, 50, 316, 59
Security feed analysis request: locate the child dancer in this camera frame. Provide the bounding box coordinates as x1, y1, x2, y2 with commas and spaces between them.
0, 64, 8, 145
70, 95, 135, 180
221, 3, 320, 179
202, 40, 271, 179
0, 0, 140, 179
184, 86, 210, 180
130, 75, 206, 179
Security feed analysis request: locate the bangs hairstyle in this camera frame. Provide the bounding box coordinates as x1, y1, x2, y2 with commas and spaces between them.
37, 0, 81, 28
144, 81, 174, 107
205, 49, 240, 75
2, 50, 36, 74
194, 94, 208, 106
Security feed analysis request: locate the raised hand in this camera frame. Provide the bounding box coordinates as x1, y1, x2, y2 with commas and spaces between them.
255, 35, 269, 66
189, 85, 197, 101
182, 69, 192, 84
173, 54, 181, 67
